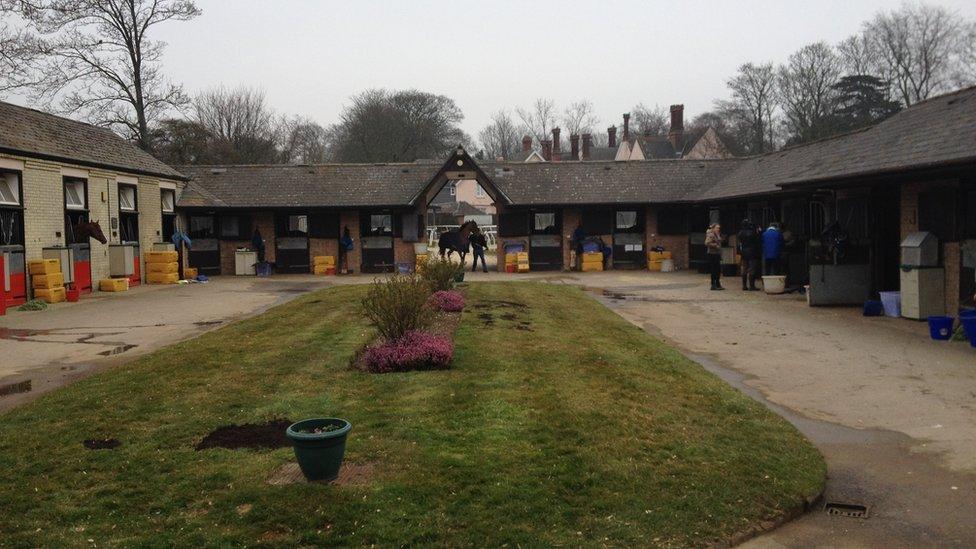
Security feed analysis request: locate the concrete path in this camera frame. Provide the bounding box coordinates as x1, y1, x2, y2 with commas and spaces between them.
0, 275, 332, 411
550, 270, 976, 548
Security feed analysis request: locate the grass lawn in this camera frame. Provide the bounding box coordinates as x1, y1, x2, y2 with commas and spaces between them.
0, 282, 824, 546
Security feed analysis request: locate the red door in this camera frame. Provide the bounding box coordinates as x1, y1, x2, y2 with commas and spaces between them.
72, 244, 92, 294
0, 251, 27, 306
129, 245, 141, 286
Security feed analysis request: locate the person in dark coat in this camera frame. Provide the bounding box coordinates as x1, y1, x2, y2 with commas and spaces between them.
736, 220, 761, 291
251, 228, 266, 262
469, 226, 488, 273
705, 223, 724, 290
572, 223, 586, 270
339, 226, 354, 274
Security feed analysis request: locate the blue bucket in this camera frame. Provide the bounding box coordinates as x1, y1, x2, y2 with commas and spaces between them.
928, 316, 954, 340
863, 300, 883, 317
961, 317, 976, 348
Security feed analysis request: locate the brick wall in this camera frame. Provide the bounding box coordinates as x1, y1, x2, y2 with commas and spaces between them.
310, 238, 339, 264
10, 152, 183, 293
252, 211, 276, 264
394, 238, 416, 267
219, 240, 249, 274
561, 208, 581, 268
945, 242, 961, 314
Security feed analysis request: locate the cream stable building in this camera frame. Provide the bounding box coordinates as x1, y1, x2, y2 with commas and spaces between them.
0, 102, 186, 305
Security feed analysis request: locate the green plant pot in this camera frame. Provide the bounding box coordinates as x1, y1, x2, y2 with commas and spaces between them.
286, 418, 351, 481
453, 272, 465, 283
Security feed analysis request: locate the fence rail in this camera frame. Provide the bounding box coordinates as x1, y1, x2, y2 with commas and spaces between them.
427, 225, 497, 249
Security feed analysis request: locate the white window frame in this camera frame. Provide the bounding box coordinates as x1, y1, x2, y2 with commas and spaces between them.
450, 183, 457, 196
0, 172, 20, 206
475, 184, 485, 198
64, 178, 87, 210
161, 189, 176, 213
118, 184, 137, 212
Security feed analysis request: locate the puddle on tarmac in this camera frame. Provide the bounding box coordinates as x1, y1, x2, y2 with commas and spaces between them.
98, 344, 137, 356
0, 380, 32, 396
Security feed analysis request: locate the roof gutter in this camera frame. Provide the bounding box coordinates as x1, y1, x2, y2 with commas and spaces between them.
0, 146, 189, 181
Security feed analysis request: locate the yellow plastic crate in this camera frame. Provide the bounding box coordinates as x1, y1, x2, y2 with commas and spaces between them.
647, 260, 663, 272
648, 251, 672, 262
35, 286, 66, 303
581, 252, 603, 264
145, 250, 178, 264
184, 267, 198, 279
28, 258, 60, 275
504, 253, 518, 265
147, 261, 179, 274
313, 255, 335, 266
517, 263, 529, 273
32, 272, 65, 289
581, 261, 604, 272
147, 272, 179, 284
313, 264, 336, 275
99, 278, 129, 292
516, 252, 529, 262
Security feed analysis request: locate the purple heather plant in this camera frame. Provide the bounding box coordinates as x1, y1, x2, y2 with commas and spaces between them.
361, 331, 454, 373
428, 290, 465, 312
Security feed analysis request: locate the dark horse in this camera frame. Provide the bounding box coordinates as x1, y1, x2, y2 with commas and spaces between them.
71, 220, 108, 244
438, 220, 477, 265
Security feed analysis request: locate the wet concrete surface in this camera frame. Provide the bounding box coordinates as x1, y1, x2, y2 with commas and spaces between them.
0, 275, 333, 412
582, 272, 976, 548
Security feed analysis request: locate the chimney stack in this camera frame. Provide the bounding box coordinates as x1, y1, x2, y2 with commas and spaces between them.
569, 134, 580, 160
551, 127, 561, 161
608, 125, 617, 148
669, 104, 685, 155
541, 138, 553, 161
582, 133, 592, 160
623, 113, 631, 142
522, 134, 533, 152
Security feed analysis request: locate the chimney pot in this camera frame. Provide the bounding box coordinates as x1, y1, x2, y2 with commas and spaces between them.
582, 133, 592, 160
521, 134, 532, 152
551, 128, 561, 161
569, 134, 580, 160
608, 126, 617, 148
541, 138, 553, 161
623, 113, 631, 142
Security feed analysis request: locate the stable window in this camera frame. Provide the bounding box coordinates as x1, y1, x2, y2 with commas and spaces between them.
64, 178, 87, 210
288, 215, 308, 235
370, 214, 392, 235
0, 172, 20, 206
615, 211, 639, 231
533, 212, 555, 232
160, 189, 176, 213
221, 216, 240, 238
118, 184, 137, 211
450, 184, 457, 196
189, 215, 216, 239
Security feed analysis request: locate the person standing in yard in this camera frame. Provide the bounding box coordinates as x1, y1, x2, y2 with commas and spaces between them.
737, 220, 761, 291
339, 226, 354, 274
763, 222, 785, 276
251, 228, 266, 262
705, 223, 724, 290
470, 226, 488, 273
572, 222, 586, 270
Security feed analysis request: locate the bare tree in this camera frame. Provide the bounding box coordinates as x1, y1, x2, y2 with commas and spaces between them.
630, 103, 668, 136
717, 62, 779, 154
862, 3, 976, 106
777, 42, 843, 144
279, 116, 331, 164
194, 86, 280, 164
478, 110, 521, 160
562, 100, 599, 137
0, 0, 201, 150
516, 98, 558, 144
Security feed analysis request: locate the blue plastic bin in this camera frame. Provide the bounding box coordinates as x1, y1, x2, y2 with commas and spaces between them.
961, 317, 976, 348
928, 316, 954, 340
863, 300, 883, 317
255, 262, 272, 277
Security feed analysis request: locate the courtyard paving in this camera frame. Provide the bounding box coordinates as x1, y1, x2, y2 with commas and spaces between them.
2, 268, 974, 546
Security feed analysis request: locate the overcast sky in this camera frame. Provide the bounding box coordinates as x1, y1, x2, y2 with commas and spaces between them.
16, 0, 976, 140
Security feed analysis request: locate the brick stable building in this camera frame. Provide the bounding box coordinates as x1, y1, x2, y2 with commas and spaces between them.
177, 86, 976, 315
0, 102, 187, 305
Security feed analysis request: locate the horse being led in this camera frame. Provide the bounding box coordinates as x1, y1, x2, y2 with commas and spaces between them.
72, 220, 108, 244
438, 220, 476, 266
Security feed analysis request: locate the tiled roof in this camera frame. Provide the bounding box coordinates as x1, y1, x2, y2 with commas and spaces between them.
0, 101, 184, 179
482, 160, 744, 205
176, 163, 439, 209
701, 85, 976, 200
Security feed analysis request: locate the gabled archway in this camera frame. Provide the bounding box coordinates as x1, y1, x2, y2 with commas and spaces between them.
409, 145, 511, 210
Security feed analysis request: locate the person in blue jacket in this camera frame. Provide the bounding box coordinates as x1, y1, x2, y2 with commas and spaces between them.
762, 222, 785, 276
339, 226, 354, 274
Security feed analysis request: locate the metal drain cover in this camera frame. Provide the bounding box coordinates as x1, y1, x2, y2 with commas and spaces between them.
825, 501, 869, 518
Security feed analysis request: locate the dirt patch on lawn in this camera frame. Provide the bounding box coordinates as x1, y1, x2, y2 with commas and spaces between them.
472, 299, 533, 331
83, 438, 120, 450
195, 419, 292, 451
267, 461, 376, 487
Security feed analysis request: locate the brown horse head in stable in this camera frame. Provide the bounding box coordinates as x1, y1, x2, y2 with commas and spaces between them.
75, 220, 108, 244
